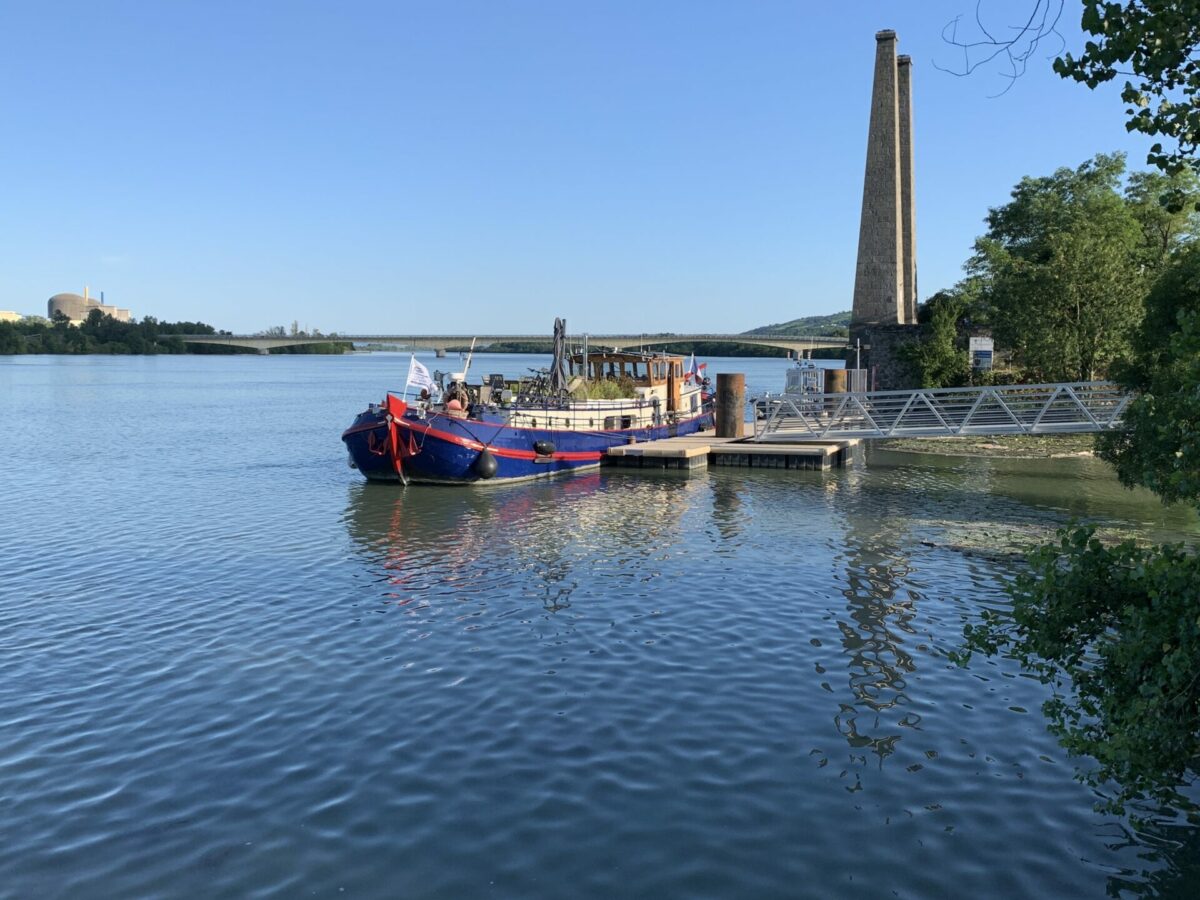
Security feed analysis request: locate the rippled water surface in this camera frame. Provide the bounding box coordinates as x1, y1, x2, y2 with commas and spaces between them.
2, 353, 1198, 898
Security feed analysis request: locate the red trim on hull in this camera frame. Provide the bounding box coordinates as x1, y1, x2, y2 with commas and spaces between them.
396, 418, 603, 462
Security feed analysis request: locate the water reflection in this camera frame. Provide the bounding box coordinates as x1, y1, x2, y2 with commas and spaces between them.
707, 474, 746, 546
868, 448, 1199, 543
341, 473, 708, 617
830, 470, 920, 769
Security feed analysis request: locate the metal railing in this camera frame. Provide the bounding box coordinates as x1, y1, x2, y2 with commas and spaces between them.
751, 381, 1130, 442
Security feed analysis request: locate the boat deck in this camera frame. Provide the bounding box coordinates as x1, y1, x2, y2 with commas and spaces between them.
604, 429, 857, 472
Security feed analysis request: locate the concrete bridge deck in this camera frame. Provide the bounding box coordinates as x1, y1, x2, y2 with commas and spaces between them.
172, 332, 850, 355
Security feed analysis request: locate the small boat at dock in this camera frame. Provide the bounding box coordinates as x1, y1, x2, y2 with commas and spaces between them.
342, 319, 714, 485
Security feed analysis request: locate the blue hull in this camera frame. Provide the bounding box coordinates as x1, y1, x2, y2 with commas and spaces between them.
343, 405, 714, 485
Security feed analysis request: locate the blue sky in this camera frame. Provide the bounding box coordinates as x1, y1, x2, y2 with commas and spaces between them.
0, 1, 1154, 334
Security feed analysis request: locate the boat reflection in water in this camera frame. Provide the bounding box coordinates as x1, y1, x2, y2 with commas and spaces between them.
341, 471, 713, 617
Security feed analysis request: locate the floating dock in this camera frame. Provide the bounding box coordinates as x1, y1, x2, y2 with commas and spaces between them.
604, 429, 857, 472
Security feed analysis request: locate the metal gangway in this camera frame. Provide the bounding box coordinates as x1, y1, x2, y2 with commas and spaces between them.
751, 381, 1131, 442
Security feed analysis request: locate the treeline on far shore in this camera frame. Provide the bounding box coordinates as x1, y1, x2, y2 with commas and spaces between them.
0, 311, 351, 355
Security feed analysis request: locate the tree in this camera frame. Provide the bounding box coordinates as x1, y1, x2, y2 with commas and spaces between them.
1099, 243, 1200, 504
946, 5, 1200, 816
0, 321, 22, 354
901, 288, 972, 387
963, 237, 1200, 817
962, 527, 1200, 815
972, 153, 1146, 381
1124, 168, 1200, 270
1056, 0, 1200, 178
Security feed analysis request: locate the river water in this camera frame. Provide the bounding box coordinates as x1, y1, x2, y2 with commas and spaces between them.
1, 353, 1197, 898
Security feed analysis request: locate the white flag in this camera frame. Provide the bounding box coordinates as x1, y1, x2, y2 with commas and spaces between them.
406, 355, 433, 391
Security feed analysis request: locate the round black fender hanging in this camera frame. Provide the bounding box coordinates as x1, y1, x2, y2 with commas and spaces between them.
533, 440, 555, 456
474, 448, 498, 479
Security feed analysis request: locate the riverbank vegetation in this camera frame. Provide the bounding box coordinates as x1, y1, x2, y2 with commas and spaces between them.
0, 311, 230, 355
0, 310, 352, 355
904, 155, 1199, 388
954, 0, 1200, 819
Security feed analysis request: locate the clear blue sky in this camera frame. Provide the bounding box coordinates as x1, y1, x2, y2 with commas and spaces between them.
0, 1, 1154, 334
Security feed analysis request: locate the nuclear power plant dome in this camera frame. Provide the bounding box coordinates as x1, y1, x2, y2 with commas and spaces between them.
47, 291, 132, 325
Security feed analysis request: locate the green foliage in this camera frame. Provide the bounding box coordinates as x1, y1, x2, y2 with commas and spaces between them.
0, 322, 22, 354
744, 311, 852, 337
1099, 243, 1200, 505
961, 526, 1200, 815
685, 341, 790, 358
972, 153, 1146, 381
572, 378, 637, 400
1055, 1, 1200, 179
957, 4, 1200, 821
901, 290, 971, 388
1124, 168, 1200, 268
269, 342, 352, 354
0, 314, 233, 355
966, 192, 1200, 817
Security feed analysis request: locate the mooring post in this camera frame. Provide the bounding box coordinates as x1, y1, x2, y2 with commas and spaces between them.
715, 373, 746, 438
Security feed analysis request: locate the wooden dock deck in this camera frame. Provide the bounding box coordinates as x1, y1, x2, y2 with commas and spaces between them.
604, 429, 857, 472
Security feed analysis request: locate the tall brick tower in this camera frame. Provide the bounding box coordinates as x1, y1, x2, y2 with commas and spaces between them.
851, 30, 918, 326
897, 54, 917, 324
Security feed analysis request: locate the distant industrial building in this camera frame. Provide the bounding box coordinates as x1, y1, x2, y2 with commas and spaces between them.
0, 311, 22, 323
47, 288, 131, 325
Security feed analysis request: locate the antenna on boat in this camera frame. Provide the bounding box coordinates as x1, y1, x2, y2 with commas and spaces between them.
461, 337, 478, 381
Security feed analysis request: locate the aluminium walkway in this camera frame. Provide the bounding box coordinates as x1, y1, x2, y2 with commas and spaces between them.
752, 381, 1130, 442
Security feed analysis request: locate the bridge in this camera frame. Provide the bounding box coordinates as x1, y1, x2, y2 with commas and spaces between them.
172, 332, 849, 356
751, 382, 1130, 442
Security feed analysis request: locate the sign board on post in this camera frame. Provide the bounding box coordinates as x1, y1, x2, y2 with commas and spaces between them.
969, 336, 994, 371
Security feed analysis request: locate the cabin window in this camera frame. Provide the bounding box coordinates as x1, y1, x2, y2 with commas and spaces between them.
691, 394, 699, 412
604, 416, 617, 430
531, 418, 537, 428
621, 415, 633, 429
589, 418, 594, 428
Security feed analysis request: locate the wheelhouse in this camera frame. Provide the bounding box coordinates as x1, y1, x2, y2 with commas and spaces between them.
568, 350, 685, 387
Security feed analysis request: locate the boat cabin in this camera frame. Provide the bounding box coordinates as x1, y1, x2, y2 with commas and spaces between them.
568, 350, 688, 413
568, 350, 684, 384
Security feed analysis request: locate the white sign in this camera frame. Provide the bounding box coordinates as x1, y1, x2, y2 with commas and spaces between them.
969, 336, 994, 352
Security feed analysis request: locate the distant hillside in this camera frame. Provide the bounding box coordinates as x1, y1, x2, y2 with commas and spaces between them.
744, 311, 851, 337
